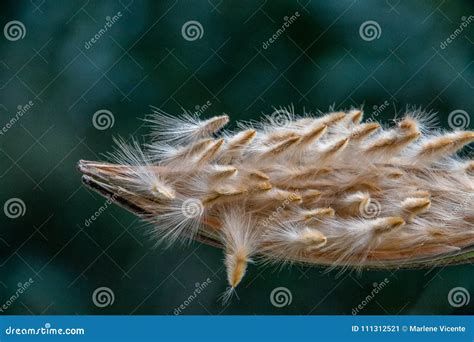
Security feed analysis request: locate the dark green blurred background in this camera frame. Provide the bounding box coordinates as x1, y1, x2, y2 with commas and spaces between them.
0, 0, 473, 315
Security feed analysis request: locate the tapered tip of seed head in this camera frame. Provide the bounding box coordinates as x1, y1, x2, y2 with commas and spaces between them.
211, 165, 238, 178
208, 115, 230, 132
348, 110, 363, 124
150, 182, 175, 199
351, 122, 380, 140
301, 190, 322, 202
423, 137, 451, 152
289, 193, 303, 203
401, 197, 431, 219
337, 137, 350, 148
268, 136, 301, 154
398, 117, 418, 133
326, 137, 350, 155
214, 138, 225, 147
372, 217, 405, 233
304, 207, 335, 220
323, 111, 346, 125
345, 191, 369, 203
455, 131, 474, 148
226, 166, 238, 175
77, 160, 86, 172
77, 159, 94, 173
227, 250, 248, 288
385, 168, 404, 179
418, 131, 474, 160
216, 185, 247, 196
81, 174, 92, 185
462, 131, 474, 139
188, 138, 214, 154
299, 228, 327, 251
410, 190, 431, 198
427, 228, 449, 238
465, 161, 474, 174
272, 190, 302, 203
199, 138, 225, 162
203, 185, 248, 206
256, 181, 273, 191
406, 131, 422, 141
249, 170, 270, 180
243, 129, 257, 140
301, 124, 327, 144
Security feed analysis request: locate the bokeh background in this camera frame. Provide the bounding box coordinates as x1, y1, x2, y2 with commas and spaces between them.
0, 0, 473, 315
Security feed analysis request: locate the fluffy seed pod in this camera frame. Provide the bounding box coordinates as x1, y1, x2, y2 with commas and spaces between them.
78, 108, 474, 297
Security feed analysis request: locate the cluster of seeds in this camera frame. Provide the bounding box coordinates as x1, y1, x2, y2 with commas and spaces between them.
79, 107, 474, 295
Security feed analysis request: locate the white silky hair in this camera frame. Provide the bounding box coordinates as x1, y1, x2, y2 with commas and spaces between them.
106, 137, 175, 199
80, 107, 473, 295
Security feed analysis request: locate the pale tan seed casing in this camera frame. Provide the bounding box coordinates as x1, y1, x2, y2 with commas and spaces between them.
78, 108, 474, 293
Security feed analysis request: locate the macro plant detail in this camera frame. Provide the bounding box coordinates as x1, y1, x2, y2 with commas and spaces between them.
78, 108, 474, 297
